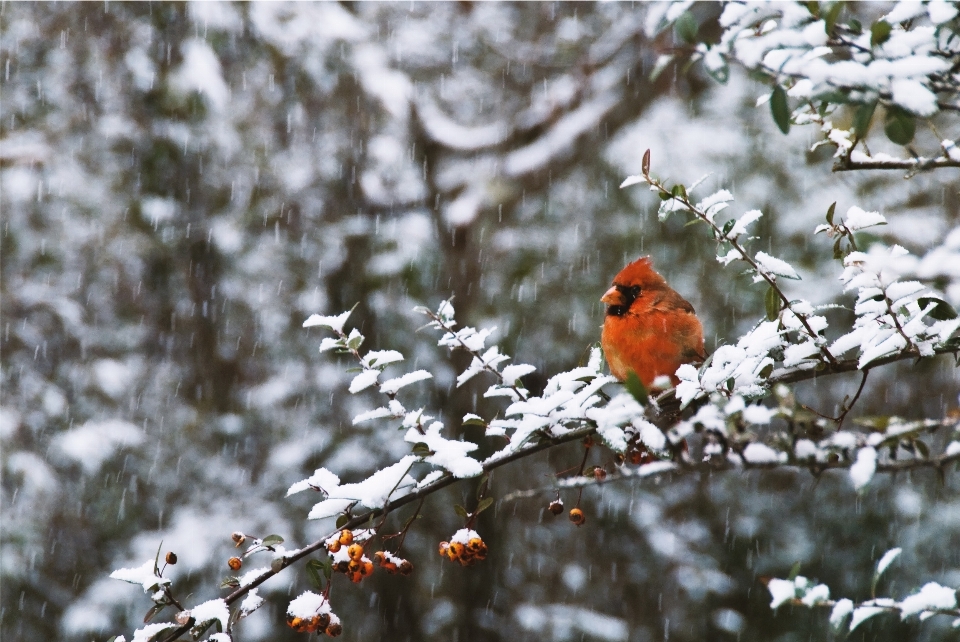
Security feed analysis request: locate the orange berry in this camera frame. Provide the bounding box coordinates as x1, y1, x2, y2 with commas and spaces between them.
326, 621, 343, 637
347, 543, 363, 561
347, 559, 361, 574
317, 613, 330, 631
466, 537, 483, 553
593, 467, 607, 481
287, 616, 302, 630
438, 541, 449, 557
548, 500, 564, 515
227, 556, 242, 571
232, 531, 246, 547
373, 551, 386, 565
569, 507, 585, 526
334, 560, 350, 574
165, 552, 178, 565
338, 530, 353, 546
350, 570, 363, 583
399, 560, 413, 575
362, 560, 374, 576
327, 539, 341, 553
448, 541, 465, 560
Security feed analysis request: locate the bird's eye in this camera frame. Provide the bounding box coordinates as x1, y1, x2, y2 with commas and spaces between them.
629, 286, 641, 298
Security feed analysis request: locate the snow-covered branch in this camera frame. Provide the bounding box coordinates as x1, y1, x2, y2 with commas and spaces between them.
765, 548, 960, 633
650, 1, 960, 173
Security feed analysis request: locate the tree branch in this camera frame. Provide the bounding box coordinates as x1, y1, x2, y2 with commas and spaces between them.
155, 342, 959, 642
501, 447, 960, 501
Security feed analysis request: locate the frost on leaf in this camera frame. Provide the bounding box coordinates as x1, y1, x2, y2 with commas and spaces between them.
876, 547, 902, 577
849, 447, 877, 491
348, 369, 380, 394
303, 309, 353, 333
189, 598, 230, 630
129, 623, 177, 642
850, 604, 892, 632
380, 370, 432, 395
404, 421, 482, 478
287, 590, 332, 619
830, 599, 854, 629
899, 583, 958, 619
767, 578, 796, 608
754, 251, 800, 280
743, 442, 785, 464
110, 559, 170, 593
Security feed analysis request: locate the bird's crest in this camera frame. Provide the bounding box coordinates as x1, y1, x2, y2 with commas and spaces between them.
613, 256, 668, 289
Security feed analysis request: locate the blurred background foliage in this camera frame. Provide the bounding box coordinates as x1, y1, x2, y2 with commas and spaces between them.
2, 2, 958, 641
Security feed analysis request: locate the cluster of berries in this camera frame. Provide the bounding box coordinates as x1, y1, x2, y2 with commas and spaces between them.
286, 590, 342, 637
548, 499, 586, 526
438, 529, 487, 566
625, 441, 658, 465
325, 530, 374, 583
373, 550, 413, 575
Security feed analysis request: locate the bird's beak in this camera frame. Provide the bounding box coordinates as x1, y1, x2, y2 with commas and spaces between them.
601, 286, 622, 305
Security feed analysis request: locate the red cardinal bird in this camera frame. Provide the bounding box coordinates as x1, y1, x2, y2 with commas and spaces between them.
601, 257, 706, 389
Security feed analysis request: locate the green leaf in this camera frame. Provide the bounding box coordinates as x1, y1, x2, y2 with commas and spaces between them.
884, 107, 915, 145
918, 297, 958, 320
852, 101, 877, 139
765, 286, 781, 321
220, 576, 240, 589
674, 11, 699, 44
306, 559, 325, 589
624, 370, 648, 405
914, 440, 930, 459
270, 558, 285, 573
705, 60, 730, 85
848, 18, 862, 34
806, 1, 821, 18
347, 334, 364, 350
870, 20, 891, 47
824, 1, 844, 34
787, 561, 802, 581
462, 417, 487, 427
759, 363, 774, 379
411, 442, 432, 456
144, 603, 167, 624
476, 473, 489, 500
671, 184, 687, 200
771, 85, 791, 134
454, 504, 469, 519
261, 534, 284, 547
475, 496, 494, 515
658, 191, 672, 201
826, 202, 836, 226
726, 377, 736, 392
721, 219, 736, 238
335, 514, 350, 529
